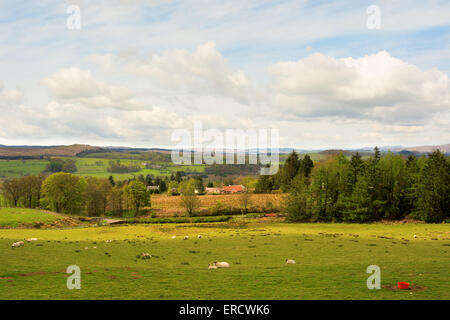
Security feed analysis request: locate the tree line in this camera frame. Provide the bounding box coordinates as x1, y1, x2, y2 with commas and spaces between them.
106, 160, 140, 173
1, 173, 150, 217
0, 170, 210, 217
255, 148, 449, 223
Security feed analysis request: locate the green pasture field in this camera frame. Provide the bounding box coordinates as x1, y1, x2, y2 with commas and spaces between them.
0, 207, 63, 228
0, 159, 48, 178
0, 212, 448, 300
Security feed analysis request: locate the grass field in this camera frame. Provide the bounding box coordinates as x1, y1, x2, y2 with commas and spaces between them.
0, 208, 64, 228
0, 160, 48, 178
0, 210, 448, 300
0, 208, 78, 229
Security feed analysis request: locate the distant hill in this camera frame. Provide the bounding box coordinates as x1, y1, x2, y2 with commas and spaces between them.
378, 144, 449, 153
0, 144, 102, 158
104, 147, 172, 154
404, 144, 450, 153
318, 149, 358, 156
0, 143, 448, 159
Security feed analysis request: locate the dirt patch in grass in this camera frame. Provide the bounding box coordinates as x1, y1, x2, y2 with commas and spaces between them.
17, 271, 63, 277
378, 217, 425, 224
382, 284, 426, 292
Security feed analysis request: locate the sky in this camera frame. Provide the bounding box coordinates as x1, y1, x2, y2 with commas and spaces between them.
0, 0, 449, 149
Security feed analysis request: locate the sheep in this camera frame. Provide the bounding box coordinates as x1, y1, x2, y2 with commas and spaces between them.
26, 238, 38, 242
105, 240, 113, 243
208, 264, 217, 270
184, 236, 189, 240
198, 235, 202, 239
171, 236, 177, 239
139, 252, 152, 259
413, 234, 417, 238
11, 241, 24, 248
286, 259, 296, 264
213, 261, 230, 268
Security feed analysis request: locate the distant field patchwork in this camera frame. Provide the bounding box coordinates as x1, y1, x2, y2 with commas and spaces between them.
0, 158, 205, 180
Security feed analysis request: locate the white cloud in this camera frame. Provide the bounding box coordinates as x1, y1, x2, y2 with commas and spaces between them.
41, 68, 144, 110
0, 81, 24, 107
91, 42, 252, 104
268, 51, 450, 123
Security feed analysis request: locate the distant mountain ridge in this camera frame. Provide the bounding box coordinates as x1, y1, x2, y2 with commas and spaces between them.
0, 143, 448, 158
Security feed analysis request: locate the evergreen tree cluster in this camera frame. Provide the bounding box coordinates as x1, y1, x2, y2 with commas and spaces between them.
256, 148, 449, 223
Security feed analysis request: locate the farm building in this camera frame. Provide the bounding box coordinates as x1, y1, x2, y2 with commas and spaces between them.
205, 187, 222, 194
222, 185, 247, 194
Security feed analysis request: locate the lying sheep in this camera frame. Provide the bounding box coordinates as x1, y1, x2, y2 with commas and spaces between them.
286, 259, 296, 264
12, 241, 24, 248
171, 236, 177, 239
26, 238, 38, 242
208, 264, 217, 270
213, 261, 230, 268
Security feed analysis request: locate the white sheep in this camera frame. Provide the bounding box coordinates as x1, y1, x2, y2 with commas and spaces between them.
213, 261, 230, 268
106, 240, 113, 243
140, 252, 152, 259
184, 236, 189, 240
286, 259, 296, 264
11, 241, 24, 248
413, 234, 417, 238
171, 236, 177, 239
26, 238, 38, 242
208, 264, 217, 270
198, 235, 202, 239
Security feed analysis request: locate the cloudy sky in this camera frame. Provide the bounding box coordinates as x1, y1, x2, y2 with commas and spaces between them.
0, 0, 449, 149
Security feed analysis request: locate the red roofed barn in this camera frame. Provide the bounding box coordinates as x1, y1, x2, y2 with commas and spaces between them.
222, 185, 247, 194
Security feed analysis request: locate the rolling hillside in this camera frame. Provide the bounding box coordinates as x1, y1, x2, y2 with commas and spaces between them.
0, 144, 101, 158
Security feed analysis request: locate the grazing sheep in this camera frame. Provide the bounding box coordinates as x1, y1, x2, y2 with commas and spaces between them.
140, 253, 152, 259
184, 236, 189, 240
198, 235, 202, 239
213, 261, 230, 268
11, 241, 24, 248
286, 259, 296, 264
208, 264, 217, 270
